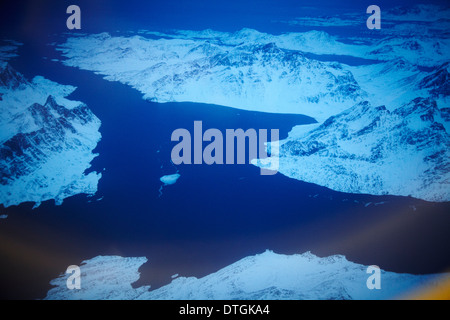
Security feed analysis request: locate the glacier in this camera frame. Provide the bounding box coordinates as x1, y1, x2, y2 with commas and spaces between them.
0, 51, 102, 209
45, 250, 448, 300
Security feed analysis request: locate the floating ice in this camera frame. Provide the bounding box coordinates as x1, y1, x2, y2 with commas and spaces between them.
158, 173, 181, 197
160, 174, 181, 186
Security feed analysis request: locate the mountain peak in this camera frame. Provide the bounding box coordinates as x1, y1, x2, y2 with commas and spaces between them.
419, 62, 450, 97
253, 42, 282, 54
0, 63, 28, 89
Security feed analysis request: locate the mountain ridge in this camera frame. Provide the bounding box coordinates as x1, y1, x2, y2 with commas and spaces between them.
0, 61, 102, 209
45, 250, 448, 300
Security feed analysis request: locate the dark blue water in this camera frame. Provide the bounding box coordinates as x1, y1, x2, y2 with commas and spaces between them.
303, 53, 381, 66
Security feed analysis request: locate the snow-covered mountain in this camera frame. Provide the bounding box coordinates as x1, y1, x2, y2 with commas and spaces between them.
57, 32, 367, 121
55, 28, 449, 119
0, 61, 102, 208
253, 56, 450, 202
0, 62, 27, 89
283, 4, 450, 57
256, 98, 450, 202
55, 27, 449, 117
45, 250, 446, 300
419, 62, 450, 99
140, 25, 450, 67
347, 58, 450, 119
366, 36, 449, 68
55, 28, 450, 202
54, 24, 450, 202
348, 58, 426, 111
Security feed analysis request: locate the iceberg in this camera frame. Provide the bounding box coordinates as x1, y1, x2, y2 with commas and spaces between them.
158, 173, 180, 197
160, 173, 181, 186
